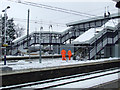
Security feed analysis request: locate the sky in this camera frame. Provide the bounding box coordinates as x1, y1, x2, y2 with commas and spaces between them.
0, 0, 118, 35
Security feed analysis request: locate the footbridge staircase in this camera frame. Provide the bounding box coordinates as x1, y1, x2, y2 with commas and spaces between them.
89, 25, 120, 59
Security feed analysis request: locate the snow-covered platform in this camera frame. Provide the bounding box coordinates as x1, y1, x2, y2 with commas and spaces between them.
0, 57, 119, 73
0, 57, 119, 72
1, 54, 62, 60
1, 58, 120, 87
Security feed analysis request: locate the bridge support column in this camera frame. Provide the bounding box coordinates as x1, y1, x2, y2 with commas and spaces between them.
69, 39, 72, 44
118, 9, 120, 57
114, 44, 120, 57
118, 40, 120, 57
104, 45, 114, 58
53, 45, 60, 54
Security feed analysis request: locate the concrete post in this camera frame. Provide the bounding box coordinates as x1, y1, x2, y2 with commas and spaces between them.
118, 8, 120, 57
0, 15, 2, 61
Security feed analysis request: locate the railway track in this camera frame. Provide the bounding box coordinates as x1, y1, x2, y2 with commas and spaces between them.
1, 67, 119, 89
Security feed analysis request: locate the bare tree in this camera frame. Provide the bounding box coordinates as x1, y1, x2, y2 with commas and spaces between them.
14, 24, 25, 38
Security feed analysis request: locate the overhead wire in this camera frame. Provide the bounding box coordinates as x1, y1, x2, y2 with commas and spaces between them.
6, 0, 97, 18
6, 0, 118, 22
25, 1, 97, 17
12, 17, 67, 27
5, 0, 118, 29
6, 0, 118, 19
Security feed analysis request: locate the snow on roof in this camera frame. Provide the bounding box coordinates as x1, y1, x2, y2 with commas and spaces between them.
72, 19, 118, 44
33, 30, 62, 34
72, 28, 97, 44
12, 34, 27, 43
102, 19, 118, 28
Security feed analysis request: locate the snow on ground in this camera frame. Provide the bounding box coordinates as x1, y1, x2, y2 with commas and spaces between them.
1, 54, 60, 59
0, 57, 119, 71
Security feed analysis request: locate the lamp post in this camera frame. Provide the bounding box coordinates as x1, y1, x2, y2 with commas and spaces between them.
2, 6, 10, 65
49, 25, 52, 54
39, 26, 43, 63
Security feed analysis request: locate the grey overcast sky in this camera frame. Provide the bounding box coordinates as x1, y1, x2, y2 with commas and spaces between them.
0, 0, 118, 34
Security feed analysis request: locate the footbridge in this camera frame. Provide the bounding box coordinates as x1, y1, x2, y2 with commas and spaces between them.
11, 13, 120, 55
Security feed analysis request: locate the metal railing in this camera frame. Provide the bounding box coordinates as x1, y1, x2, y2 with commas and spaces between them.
89, 29, 119, 59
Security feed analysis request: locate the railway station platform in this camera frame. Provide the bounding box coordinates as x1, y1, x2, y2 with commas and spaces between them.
1, 58, 120, 87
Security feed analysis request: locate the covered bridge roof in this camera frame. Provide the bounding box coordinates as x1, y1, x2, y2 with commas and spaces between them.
66, 13, 120, 26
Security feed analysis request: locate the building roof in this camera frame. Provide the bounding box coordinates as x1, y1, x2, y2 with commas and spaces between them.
66, 13, 120, 26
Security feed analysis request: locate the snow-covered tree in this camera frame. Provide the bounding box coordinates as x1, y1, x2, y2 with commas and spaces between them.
2, 17, 16, 45
2, 16, 25, 45
7, 18, 16, 42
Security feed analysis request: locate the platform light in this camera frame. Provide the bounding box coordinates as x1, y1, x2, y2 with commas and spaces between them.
39, 26, 43, 63
2, 6, 10, 65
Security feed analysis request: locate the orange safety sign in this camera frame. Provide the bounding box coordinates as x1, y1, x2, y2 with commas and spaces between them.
68, 50, 72, 60
61, 49, 66, 60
